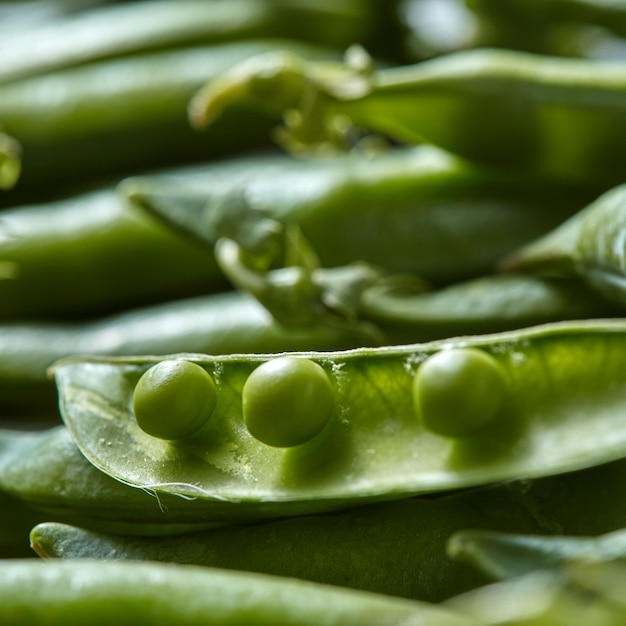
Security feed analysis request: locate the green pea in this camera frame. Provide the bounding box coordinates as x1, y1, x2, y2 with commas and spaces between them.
132, 360, 217, 440
413, 348, 506, 437
242, 356, 334, 447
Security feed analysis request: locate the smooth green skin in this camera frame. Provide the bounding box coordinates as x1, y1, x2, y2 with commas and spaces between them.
133, 360, 217, 440
0, 560, 471, 626
0, 185, 224, 321
25, 460, 626, 603
468, 0, 626, 44
360, 274, 621, 343
0, 131, 20, 190
26, 489, 546, 603
0, 290, 375, 416
8, 424, 626, 569
0, 40, 334, 194
448, 527, 626, 583
0, 273, 619, 418
0, 426, 266, 534
0, 0, 400, 83
128, 144, 598, 286
0, 0, 396, 85
243, 356, 334, 447
445, 563, 626, 626
413, 348, 507, 438
192, 46, 626, 185
503, 183, 626, 309
53, 319, 626, 520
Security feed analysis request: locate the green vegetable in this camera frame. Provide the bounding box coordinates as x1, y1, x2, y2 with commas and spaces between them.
0, 185, 222, 321
0, 131, 20, 189
29, 486, 542, 602
189, 46, 626, 185
0, 290, 373, 416
52, 319, 626, 521
444, 561, 626, 625
0, 0, 402, 85
0, 40, 335, 194
242, 356, 334, 447
0, 559, 471, 626
413, 348, 508, 438
133, 360, 217, 441
448, 527, 626, 582
503, 183, 626, 308
127, 144, 595, 286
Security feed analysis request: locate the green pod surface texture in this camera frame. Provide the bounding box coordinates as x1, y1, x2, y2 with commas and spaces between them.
0, 186, 222, 321
503, 183, 626, 308
0, 426, 250, 535
192, 46, 626, 185
127, 145, 596, 285
53, 319, 626, 520
0, 290, 372, 415
0, 0, 398, 85
447, 527, 626, 582
29, 469, 623, 603
0, 40, 336, 193
0, 559, 471, 626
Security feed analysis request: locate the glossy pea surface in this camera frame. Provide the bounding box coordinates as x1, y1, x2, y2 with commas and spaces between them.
243, 356, 334, 447
413, 348, 507, 438
54, 320, 626, 519
133, 360, 217, 440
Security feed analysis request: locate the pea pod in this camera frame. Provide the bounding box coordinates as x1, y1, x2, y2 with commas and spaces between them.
0, 40, 335, 195
465, 0, 626, 58
127, 145, 594, 285
0, 0, 404, 85
447, 528, 626, 582
0, 290, 373, 415
0, 559, 472, 626
28, 487, 540, 602
445, 562, 626, 625
189, 45, 626, 185
53, 319, 626, 520
0, 185, 223, 321
503, 183, 626, 308
0, 271, 617, 417
0, 131, 20, 190
0, 426, 253, 534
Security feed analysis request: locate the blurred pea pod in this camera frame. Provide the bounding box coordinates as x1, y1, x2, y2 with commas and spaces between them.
52, 319, 626, 522
467, 0, 626, 55
0, 290, 377, 416
503, 183, 626, 308
448, 527, 626, 582
27, 488, 542, 602
0, 185, 223, 321
0, 131, 20, 190
189, 45, 626, 185
0, 39, 336, 196
445, 561, 626, 625
0, 560, 473, 626
126, 145, 595, 285
0, 0, 407, 86
16, 436, 626, 600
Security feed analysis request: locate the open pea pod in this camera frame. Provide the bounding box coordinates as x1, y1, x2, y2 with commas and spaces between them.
503, 183, 626, 308
189, 45, 626, 186
53, 319, 626, 520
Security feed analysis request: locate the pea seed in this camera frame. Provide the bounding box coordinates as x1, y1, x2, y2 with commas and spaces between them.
242, 356, 334, 447
133, 360, 216, 440
413, 348, 506, 437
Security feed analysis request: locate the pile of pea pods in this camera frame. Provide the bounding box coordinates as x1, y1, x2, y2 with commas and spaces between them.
7, 0, 626, 623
